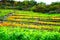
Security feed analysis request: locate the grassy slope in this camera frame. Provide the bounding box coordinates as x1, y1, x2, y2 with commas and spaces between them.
0, 9, 60, 17
0, 9, 60, 29
0, 9, 60, 40
0, 9, 13, 16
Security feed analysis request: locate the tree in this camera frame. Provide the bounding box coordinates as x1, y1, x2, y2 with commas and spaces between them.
31, 2, 46, 13
49, 2, 60, 13
18, 0, 37, 10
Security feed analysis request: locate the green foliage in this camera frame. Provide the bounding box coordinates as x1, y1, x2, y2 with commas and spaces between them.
0, 27, 60, 40
31, 2, 46, 13
0, 0, 60, 13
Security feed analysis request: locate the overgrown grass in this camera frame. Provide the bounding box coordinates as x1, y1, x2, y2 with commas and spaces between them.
0, 26, 60, 40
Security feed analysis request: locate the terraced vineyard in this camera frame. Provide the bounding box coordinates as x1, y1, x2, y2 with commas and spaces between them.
0, 12, 60, 31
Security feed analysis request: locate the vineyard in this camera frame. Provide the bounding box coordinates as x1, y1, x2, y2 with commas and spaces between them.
0, 9, 60, 40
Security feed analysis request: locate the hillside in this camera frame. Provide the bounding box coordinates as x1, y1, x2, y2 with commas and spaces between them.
0, 9, 60, 40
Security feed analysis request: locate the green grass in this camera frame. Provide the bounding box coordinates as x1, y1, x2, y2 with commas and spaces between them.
0, 9, 60, 17
0, 9, 13, 16
0, 26, 60, 40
